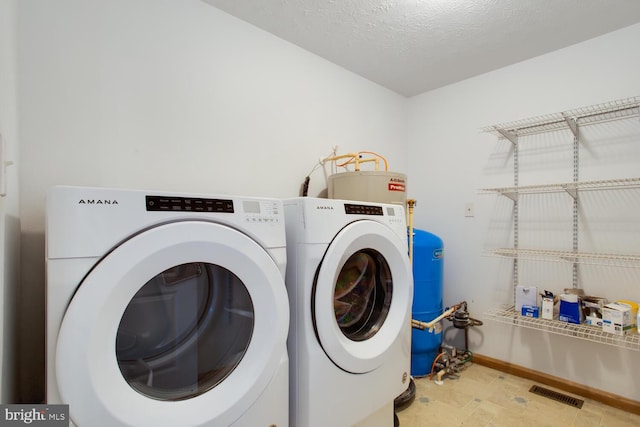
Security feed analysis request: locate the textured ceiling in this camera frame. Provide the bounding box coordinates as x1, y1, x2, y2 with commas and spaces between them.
202, 0, 640, 97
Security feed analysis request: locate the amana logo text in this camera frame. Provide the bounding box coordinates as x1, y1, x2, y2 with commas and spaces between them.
78, 199, 119, 205
316, 206, 334, 210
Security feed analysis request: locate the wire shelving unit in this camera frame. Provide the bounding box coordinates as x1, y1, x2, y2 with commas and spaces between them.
480, 96, 640, 348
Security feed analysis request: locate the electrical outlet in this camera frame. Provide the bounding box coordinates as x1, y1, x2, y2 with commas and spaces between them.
464, 203, 474, 217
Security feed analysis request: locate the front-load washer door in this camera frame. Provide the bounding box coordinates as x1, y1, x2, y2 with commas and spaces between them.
55, 221, 288, 427
313, 220, 412, 374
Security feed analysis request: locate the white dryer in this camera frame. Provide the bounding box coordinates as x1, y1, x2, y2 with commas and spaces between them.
46, 186, 289, 427
283, 197, 413, 427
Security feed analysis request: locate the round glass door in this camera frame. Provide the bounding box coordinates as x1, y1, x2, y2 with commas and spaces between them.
55, 221, 289, 427
334, 250, 392, 342
116, 262, 253, 401
313, 220, 412, 374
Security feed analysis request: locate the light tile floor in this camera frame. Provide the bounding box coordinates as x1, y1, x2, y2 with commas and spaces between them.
396, 362, 640, 427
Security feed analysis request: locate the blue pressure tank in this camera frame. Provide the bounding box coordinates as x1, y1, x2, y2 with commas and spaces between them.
410, 229, 444, 377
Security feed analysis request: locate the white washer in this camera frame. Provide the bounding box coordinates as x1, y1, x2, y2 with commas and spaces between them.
283, 197, 413, 427
46, 186, 289, 427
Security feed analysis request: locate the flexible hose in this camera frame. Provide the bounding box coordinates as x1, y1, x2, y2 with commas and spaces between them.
429, 352, 446, 380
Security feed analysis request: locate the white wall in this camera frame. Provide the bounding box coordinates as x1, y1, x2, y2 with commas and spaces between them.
0, 0, 20, 404
16, 0, 407, 402
407, 23, 640, 401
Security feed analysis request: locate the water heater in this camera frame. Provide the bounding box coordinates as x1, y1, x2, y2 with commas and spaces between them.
327, 171, 407, 206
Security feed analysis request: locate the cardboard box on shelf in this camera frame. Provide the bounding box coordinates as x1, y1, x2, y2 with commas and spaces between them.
521, 305, 539, 318
581, 296, 608, 327
515, 286, 538, 314
541, 291, 554, 320
558, 293, 583, 324
602, 300, 639, 335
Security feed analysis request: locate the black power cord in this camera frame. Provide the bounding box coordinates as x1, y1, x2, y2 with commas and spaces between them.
301, 176, 310, 196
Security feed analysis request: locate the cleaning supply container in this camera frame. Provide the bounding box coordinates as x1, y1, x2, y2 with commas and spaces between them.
410, 229, 444, 377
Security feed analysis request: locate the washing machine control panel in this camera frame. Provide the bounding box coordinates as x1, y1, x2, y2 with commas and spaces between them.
344, 203, 405, 228
243, 200, 281, 223
146, 195, 234, 213
344, 203, 383, 216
